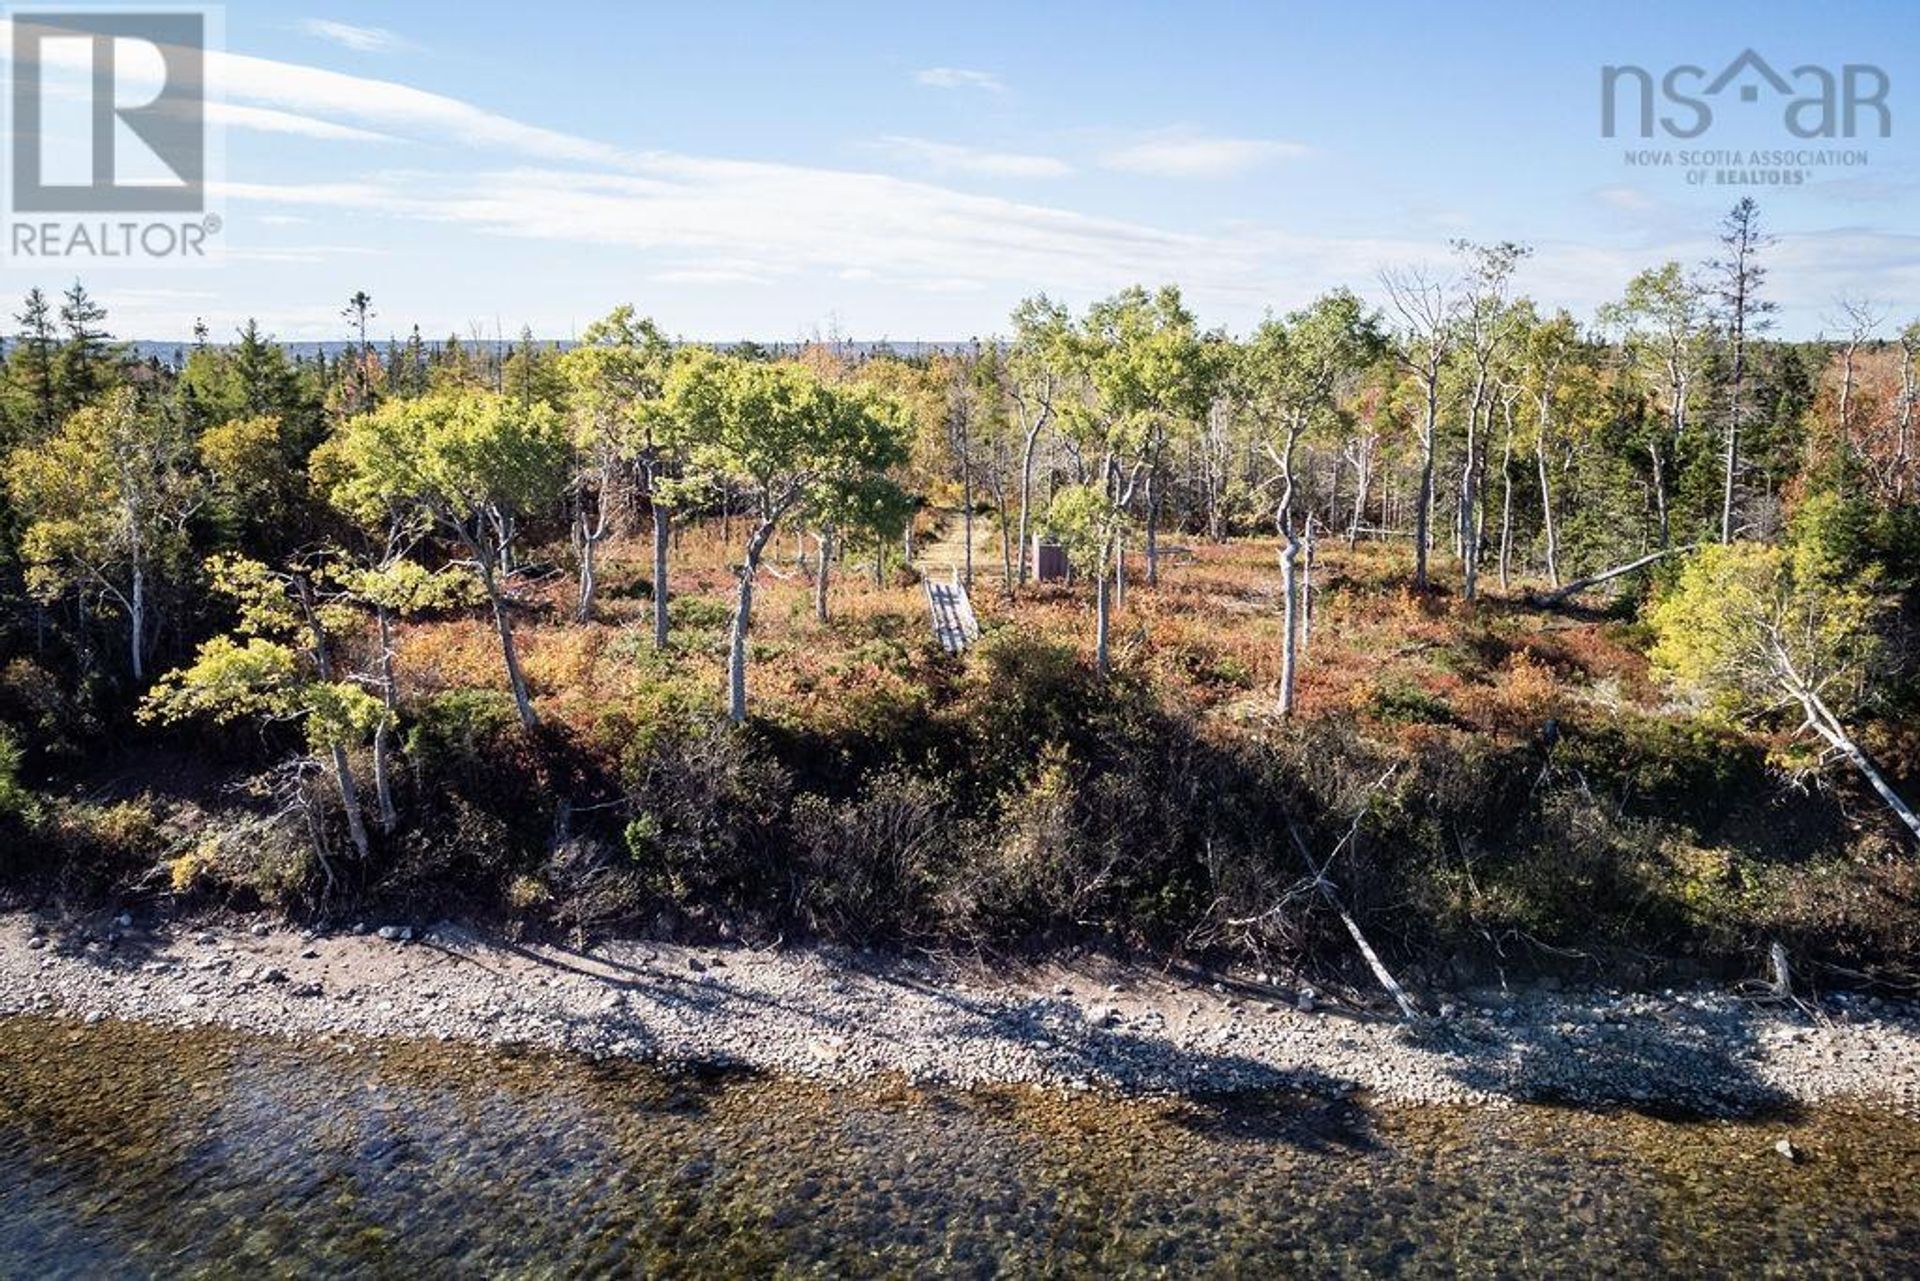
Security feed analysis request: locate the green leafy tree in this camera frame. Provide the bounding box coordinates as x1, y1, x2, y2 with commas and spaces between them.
503, 327, 568, 412
664, 353, 909, 721
1238, 290, 1382, 713
143, 553, 385, 867
1650, 539, 1919, 844
8, 387, 201, 682
318, 390, 569, 730
1003, 295, 1072, 588
1060, 285, 1212, 674
557, 306, 671, 626
197, 413, 309, 552
1600, 263, 1712, 547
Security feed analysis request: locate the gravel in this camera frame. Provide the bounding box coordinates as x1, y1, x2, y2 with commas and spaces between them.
3, 911, 1917, 1112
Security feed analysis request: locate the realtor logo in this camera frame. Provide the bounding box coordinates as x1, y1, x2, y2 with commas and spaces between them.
1601, 49, 1892, 140
5, 7, 223, 263
11, 10, 205, 211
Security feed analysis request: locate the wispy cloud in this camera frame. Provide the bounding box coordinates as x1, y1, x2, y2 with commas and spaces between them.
914, 67, 1005, 93
873, 136, 1072, 179
206, 101, 395, 144
1101, 131, 1310, 179
300, 19, 409, 54
1593, 185, 1657, 213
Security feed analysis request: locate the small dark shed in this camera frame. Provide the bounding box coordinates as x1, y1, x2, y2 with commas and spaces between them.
1030, 538, 1068, 582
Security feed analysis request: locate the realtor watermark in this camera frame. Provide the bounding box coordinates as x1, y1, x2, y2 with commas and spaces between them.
1600, 49, 1891, 187
5, 5, 224, 265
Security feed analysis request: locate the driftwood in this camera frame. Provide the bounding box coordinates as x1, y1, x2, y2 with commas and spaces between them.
1280, 763, 1421, 1021
1530, 544, 1697, 607
1768, 940, 1794, 1000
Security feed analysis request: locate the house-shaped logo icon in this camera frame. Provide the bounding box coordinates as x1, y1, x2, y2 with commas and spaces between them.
1703, 50, 1794, 104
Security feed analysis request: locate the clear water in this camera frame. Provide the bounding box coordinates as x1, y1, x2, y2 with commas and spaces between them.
2, 1015, 1916, 1277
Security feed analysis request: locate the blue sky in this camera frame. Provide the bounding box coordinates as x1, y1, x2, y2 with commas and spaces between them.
8, 1, 1919, 341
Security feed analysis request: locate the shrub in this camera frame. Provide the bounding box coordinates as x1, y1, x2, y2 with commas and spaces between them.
622, 720, 791, 915
1364, 678, 1458, 726
0, 727, 37, 826
794, 768, 952, 939
404, 689, 520, 778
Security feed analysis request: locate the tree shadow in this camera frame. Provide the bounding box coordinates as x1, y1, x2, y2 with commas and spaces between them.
1407, 1002, 1796, 1119
442, 933, 1374, 1151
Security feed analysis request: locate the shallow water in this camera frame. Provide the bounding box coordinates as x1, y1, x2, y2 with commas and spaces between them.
1, 1016, 1916, 1277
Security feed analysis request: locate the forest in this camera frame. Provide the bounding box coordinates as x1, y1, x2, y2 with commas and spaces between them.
2, 198, 1917, 992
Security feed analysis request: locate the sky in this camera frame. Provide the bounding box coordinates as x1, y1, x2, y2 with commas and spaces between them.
5, 0, 1919, 342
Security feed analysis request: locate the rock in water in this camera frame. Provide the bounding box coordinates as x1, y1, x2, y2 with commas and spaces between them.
1774, 1137, 1800, 1163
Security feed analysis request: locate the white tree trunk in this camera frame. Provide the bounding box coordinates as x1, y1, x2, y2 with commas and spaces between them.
482, 567, 537, 731
814, 526, 833, 622
728, 521, 777, 723
331, 743, 372, 861
1805, 693, 1920, 844
129, 562, 146, 682
652, 502, 672, 649
1278, 532, 1300, 716
1094, 571, 1112, 677
373, 606, 398, 832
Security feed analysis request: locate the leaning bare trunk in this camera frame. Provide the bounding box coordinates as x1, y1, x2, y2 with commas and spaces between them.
330, 743, 372, 861
728, 521, 777, 724
575, 518, 599, 623
1461, 396, 1484, 601
1537, 441, 1561, 588
1534, 545, 1692, 606
961, 478, 974, 592
1497, 423, 1514, 592
371, 721, 396, 833
481, 565, 537, 731
1413, 393, 1437, 591
1647, 441, 1670, 550
1722, 334, 1744, 544
1459, 387, 1484, 594
1805, 692, 1920, 844
1347, 441, 1371, 550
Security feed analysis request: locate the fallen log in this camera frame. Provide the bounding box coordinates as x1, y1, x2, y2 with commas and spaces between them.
1530, 544, 1697, 607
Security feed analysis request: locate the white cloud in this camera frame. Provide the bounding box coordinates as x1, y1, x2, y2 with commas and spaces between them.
205, 101, 395, 144
300, 19, 409, 54
1101, 132, 1310, 179
914, 67, 1005, 93
208, 49, 629, 166
873, 136, 1072, 179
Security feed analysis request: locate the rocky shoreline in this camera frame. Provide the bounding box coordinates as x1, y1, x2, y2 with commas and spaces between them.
3, 911, 1917, 1113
